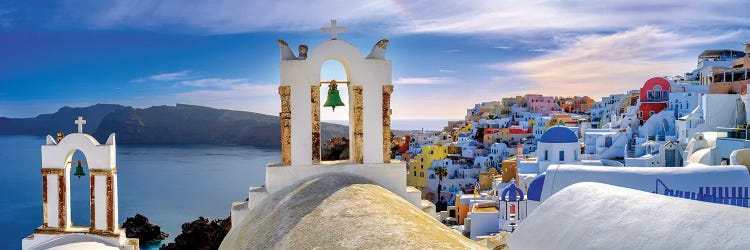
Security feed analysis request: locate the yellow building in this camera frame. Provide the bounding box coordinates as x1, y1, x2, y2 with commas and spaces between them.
501, 159, 519, 183
407, 145, 448, 188
478, 168, 499, 190
543, 114, 574, 130
459, 123, 472, 134
500, 157, 537, 183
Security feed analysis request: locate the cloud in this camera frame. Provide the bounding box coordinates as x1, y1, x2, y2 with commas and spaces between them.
527, 48, 550, 52
53, 1, 750, 34
393, 77, 454, 85
178, 78, 277, 97
501, 26, 742, 98
150, 71, 190, 81
132, 70, 191, 82
439, 69, 454, 73
56, 1, 398, 34
495, 46, 511, 49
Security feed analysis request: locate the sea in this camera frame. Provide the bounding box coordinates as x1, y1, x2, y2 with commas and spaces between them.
0, 119, 448, 249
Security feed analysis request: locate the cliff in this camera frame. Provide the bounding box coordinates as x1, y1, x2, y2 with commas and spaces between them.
0, 104, 349, 146
0, 104, 126, 135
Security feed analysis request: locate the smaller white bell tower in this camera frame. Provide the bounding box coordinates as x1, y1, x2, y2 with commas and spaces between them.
23, 117, 138, 250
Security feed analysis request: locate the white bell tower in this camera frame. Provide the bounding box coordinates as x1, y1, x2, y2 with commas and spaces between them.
230, 20, 432, 224
23, 117, 138, 250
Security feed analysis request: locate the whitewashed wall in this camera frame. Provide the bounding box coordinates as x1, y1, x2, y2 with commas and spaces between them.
280, 40, 391, 164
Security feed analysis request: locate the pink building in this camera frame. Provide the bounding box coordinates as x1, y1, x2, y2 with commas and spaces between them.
526, 94, 561, 115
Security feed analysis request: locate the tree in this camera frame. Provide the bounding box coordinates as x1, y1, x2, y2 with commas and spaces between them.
433, 166, 449, 211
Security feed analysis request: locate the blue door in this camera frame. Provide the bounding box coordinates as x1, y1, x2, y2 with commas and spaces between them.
665, 149, 675, 167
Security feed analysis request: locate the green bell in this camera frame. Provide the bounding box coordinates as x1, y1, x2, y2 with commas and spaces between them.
73, 161, 86, 179
323, 81, 345, 111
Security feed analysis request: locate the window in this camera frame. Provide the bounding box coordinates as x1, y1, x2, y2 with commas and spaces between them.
650, 111, 655, 117
419, 172, 424, 177
544, 150, 548, 161
647, 90, 653, 99
413, 171, 416, 176
605, 136, 613, 147
559, 151, 565, 161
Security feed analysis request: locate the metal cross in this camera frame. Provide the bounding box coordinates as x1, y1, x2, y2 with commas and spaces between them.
75, 116, 86, 133
321, 20, 347, 40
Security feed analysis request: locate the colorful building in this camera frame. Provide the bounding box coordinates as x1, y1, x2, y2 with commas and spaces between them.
526, 94, 561, 115
478, 167, 499, 190
689, 49, 746, 85
543, 114, 576, 130
407, 145, 448, 188
637, 77, 671, 124
709, 45, 750, 94
566, 96, 595, 114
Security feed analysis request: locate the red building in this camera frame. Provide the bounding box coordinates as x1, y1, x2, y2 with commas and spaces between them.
637, 77, 671, 124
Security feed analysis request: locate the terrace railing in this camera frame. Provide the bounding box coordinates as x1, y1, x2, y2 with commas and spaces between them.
654, 179, 749, 208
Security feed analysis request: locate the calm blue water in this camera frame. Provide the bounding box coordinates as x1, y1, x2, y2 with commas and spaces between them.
0, 135, 278, 249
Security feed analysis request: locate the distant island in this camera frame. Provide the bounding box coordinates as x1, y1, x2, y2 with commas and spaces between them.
0, 103, 349, 147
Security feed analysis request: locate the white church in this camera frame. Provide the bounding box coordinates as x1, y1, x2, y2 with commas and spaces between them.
229, 20, 433, 224
22, 117, 138, 250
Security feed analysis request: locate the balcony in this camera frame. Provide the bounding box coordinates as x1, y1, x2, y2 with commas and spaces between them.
641, 98, 668, 103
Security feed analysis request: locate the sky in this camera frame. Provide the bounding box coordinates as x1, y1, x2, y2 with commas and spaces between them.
1, 1, 749, 120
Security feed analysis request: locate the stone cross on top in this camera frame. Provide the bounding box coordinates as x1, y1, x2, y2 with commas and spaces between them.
321, 20, 346, 40
75, 116, 86, 133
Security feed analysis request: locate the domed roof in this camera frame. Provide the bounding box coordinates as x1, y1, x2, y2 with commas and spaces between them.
527, 173, 546, 201
540, 126, 578, 143
221, 174, 483, 249
501, 182, 524, 201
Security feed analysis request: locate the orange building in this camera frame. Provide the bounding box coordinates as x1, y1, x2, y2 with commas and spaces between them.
709, 54, 750, 94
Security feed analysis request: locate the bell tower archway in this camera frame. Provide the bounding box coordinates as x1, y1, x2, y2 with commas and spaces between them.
277, 22, 393, 166
317, 59, 352, 162
38, 117, 120, 235
231, 20, 432, 225
25, 117, 137, 250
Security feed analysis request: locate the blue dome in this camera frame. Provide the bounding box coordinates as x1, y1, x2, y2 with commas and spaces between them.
527, 173, 546, 201
540, 126, 578, 143
501, 182, 525, 201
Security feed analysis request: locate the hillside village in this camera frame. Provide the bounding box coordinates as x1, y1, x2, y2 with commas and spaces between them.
395, 43, 750, 243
